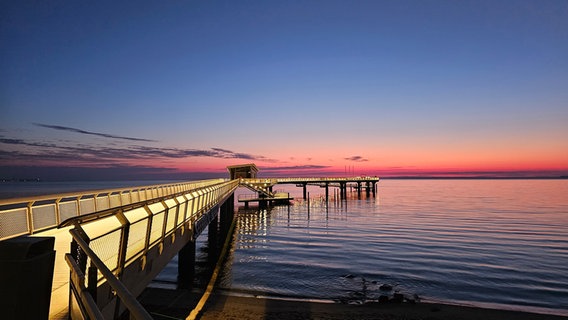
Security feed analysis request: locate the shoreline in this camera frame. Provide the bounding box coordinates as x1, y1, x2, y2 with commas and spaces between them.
211, 289, 568, 317
139, 287, 568, 320
198, 292, 568, 320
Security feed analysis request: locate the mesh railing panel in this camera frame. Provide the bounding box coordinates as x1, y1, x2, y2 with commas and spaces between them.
96, 196, 110, 211
109, 194, 121, 208
125, 219, 148, 262
0, 208, 28, 238
165, 208, 176, 235
79, 198, 95, 216
121, 193, 131, 206
59, 201, 78, 221
149, 212, 164, 245
177, 202, 187, 226
90, 228, 122, 273
131, 191, 140, 203
32, 204, 57, 230
187, 198, 195, 216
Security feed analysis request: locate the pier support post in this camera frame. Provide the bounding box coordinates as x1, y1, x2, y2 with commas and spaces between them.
366, 181, 371, 197
208, 213, 220, 265
219, 195, 234, 237
302, 183, 307, 200
325, 183, 329, 202
178, 239, 196, 289
357, 182, 361, 198
340, 182, 347, 199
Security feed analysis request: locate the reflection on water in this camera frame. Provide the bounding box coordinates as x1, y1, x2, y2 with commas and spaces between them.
219, 180, 568, 316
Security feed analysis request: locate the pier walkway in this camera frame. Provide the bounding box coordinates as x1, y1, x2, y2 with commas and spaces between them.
0, 166, 379, 319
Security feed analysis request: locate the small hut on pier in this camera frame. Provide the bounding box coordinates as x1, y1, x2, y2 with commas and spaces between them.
227, 163, 259, 180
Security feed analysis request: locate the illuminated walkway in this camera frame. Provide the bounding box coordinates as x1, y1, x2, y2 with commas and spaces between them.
31, 226, 73, 319
1, 179, 237, 319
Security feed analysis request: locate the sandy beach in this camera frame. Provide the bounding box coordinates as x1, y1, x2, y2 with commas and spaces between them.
198, 294, 568, 320
140, 287, 568, 320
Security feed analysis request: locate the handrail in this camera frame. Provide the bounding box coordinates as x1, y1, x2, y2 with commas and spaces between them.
238, 177, 379, 185
58, 180, 228, 228
0, 179, 226, 206
0, 178, 227, 240
239, 179, 275, 197
274, 177, 380, 183
69, 228, 153, 320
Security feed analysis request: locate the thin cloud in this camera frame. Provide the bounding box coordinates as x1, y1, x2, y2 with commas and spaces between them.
211, 147, 275, 161
33, 123, 158, 142
345, 155, 368, 162
0, 137, 58, 148
0, 136, 274, 164
211, 147, 233, 153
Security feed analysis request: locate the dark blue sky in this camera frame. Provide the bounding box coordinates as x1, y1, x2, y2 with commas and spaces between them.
1, 1, 567, 180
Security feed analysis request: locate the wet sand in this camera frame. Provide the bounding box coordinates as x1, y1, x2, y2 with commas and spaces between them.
198, 293, 568, 320
139, 287, 567, 320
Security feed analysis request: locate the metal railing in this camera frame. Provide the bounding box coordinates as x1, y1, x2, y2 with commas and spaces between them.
238, 177, 380, 185
0, 179, 226, 241
66, 179, 239, 319
273, 177, 380, 183
239, 179, 275, 197
238, 192, 291, 201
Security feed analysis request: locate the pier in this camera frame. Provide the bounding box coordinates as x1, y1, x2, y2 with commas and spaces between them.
230, 164, 379, 207
0, 164, 378, 319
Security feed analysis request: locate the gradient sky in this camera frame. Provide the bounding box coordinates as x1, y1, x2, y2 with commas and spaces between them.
1, 0, 567, 180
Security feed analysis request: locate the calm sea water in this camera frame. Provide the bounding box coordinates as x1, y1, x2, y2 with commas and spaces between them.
220, 180, 568, 316
3, 179, 567, 315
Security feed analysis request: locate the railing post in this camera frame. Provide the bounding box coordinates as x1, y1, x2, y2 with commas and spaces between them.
72, 225, 90, 275
76, 195, 82, 216
69, 223, 92, 315
161, 201, 168, 242
55, 198, 61, 225
142, 205, 153, 267
196, 193, 202, 217
172, 197, 179, 229
93, 193, 99, 212
87, 262, 98, 303
181, 195, 189, 223
115, 209, 130, 278
26, 201, 34, 235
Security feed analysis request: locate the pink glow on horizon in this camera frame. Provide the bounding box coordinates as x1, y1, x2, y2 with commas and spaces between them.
172, 161, 568, 178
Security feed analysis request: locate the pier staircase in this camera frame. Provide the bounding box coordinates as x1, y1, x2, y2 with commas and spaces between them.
239, 179, 276, 198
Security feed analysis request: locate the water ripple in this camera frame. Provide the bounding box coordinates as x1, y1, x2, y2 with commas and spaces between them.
220, 180, 568, 315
